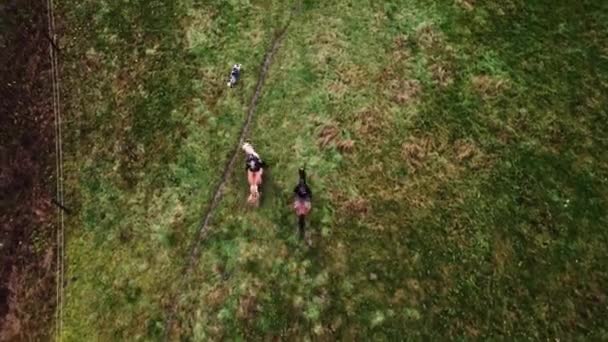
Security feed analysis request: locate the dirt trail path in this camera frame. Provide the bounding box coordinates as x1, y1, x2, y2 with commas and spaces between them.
163, 21, 292, 339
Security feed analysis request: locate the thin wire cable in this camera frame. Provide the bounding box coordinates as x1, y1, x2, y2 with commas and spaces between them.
46, 0, 64, 339
52, 0, 66, 336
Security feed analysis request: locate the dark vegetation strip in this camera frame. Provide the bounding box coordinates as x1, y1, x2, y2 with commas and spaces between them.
162, 21, 292, 340
0, 0, 57, 340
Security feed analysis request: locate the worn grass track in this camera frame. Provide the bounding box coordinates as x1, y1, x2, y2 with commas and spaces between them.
162, 23, 290, 340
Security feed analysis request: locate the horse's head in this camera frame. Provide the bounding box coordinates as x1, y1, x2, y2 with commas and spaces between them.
242, 142, 258, 157
298, 167, 306, 182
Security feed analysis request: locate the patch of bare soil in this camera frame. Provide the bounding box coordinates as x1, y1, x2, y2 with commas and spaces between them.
0, 0, 58, 340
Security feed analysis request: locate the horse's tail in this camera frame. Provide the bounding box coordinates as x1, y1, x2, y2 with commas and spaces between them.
298, 215, 305, 239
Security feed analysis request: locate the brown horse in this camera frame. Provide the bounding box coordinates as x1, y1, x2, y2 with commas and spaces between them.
242, 142, 264, 206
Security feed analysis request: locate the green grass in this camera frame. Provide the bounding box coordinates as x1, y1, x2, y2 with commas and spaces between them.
61, 0, 608, 340
61, 0, 290, 339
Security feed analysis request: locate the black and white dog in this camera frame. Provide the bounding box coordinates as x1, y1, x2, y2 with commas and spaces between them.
227, 64, 242, 88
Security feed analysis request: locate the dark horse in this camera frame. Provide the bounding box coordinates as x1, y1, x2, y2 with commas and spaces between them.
293, 168, 312, 239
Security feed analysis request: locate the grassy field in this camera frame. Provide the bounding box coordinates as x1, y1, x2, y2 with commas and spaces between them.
60, 0, 608, 340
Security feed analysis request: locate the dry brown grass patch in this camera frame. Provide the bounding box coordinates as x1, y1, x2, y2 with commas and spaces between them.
453, 139, 477, 162
237, 295, 259, 321
378, 45, 420, 105
465, 325, 481, 338
316, 122, 355, 153
336, 63, 368, 87
327, 80, 347, 99
355, 106, 391, 140
584, 91, 603, 111
393, 35, 407, 49
112, 69, 131, 99
344, 197, 370, 216
206, 286, 228, 307
416, 24, 443, 51
403, 135, 487, 174
309, 25, 346, 66
393, 79, 421, 104
336, 139, 355, 153
392, 35, 413, 62
471, 75, 509, 98
327, 242, 348, 274
401, 136, 436, 172
84, 48, 103, 72
331, 190, 369, 219
430, 62, 454, 88
492, 236, 513, 274
416, 25, 456, 88
390, 288, 407, 305
317, 123, 340, 148
455, 0, 475, 11
405, 278, 425, 306
403, 189, 435, 209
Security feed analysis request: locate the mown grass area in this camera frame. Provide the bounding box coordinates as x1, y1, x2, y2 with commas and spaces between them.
60, 0, 291, 339
61, 0, 607, 340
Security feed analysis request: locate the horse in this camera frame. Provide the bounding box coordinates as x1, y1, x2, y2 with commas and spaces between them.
242, 142, 264, 206
293, 168, 312, 239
